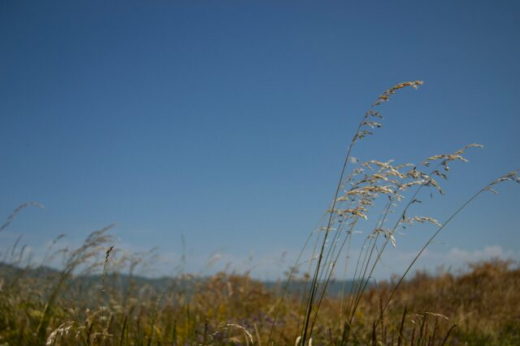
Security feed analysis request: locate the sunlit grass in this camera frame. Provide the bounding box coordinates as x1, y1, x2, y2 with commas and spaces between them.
0, 82, 518, 345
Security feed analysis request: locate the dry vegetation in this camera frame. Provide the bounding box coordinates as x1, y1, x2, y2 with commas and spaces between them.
1, 82, 518, 345
0, 251, 518, 345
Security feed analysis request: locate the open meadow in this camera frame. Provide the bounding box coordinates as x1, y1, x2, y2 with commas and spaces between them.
1, 83, 519, 345
1, 245, 519, 345
2, 2, 519, 345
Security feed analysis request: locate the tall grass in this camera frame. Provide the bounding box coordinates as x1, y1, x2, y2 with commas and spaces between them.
0, 82, 518, 345
268, 81, 519, 345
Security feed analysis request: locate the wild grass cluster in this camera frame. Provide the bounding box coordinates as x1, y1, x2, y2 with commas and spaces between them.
1, 82, 518, 345
1, 246, 519, 345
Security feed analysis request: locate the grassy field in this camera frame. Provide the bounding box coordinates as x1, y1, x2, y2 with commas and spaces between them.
1, 82, 518, 345
0, 255, 518, 345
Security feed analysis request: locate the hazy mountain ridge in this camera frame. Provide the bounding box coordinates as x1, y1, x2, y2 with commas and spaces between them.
0, 262, 361, 297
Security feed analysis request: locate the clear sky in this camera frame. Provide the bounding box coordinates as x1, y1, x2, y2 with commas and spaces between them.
1, 1, 519, 279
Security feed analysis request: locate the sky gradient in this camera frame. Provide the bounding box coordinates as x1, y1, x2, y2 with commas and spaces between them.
1, 1, 519, 279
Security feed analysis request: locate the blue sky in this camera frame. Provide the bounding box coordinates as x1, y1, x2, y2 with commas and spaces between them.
1, 1, 519, 279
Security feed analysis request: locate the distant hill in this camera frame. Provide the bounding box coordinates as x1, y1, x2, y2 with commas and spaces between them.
0, 262, 364, 297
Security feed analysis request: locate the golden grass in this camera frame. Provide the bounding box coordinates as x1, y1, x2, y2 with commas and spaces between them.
0, 82, 518, 345
0, 256, 518, 345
